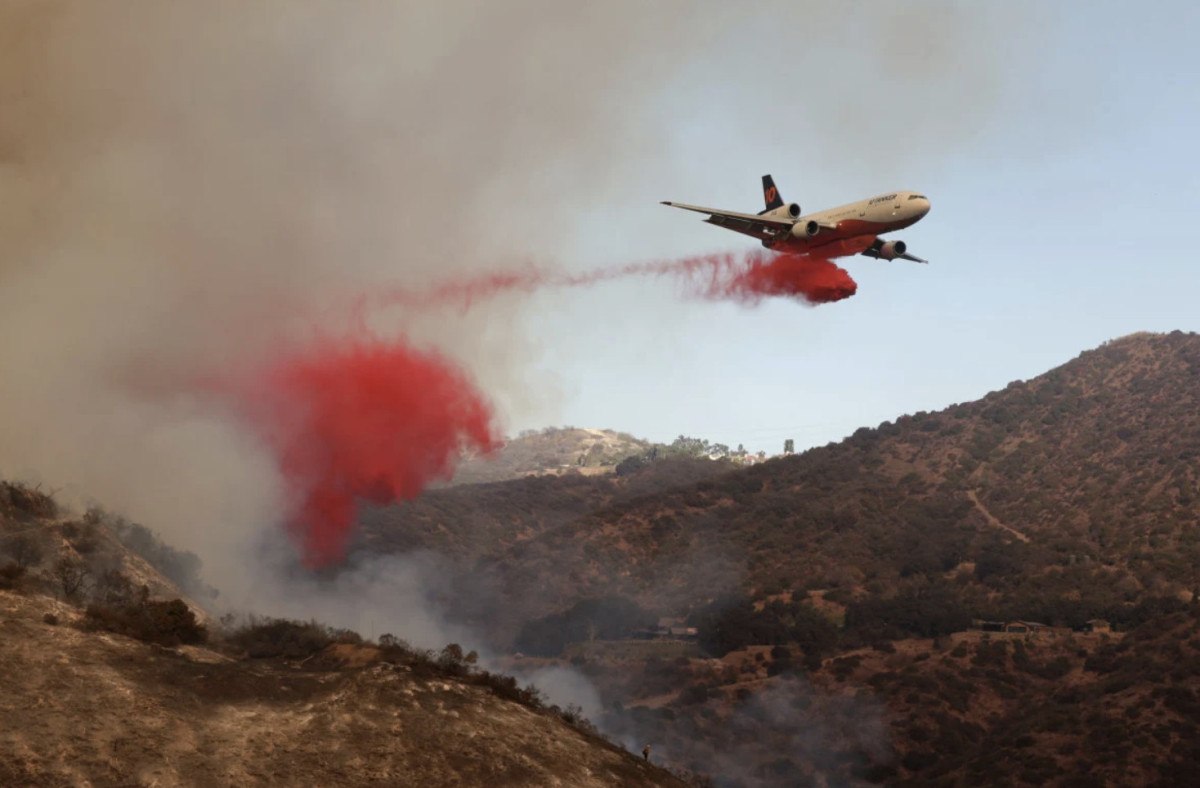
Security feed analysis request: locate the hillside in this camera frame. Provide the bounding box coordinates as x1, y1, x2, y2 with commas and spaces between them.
583, 613, 1200, 785
0, 590, 684, 787
359, 456, 733, 563
8, 331, 1200, 786
0, 482, 214, 616
471, 331, 1200, 629
906, 610, 1200, 784
0, 484, 687, 787
340, 331, 1200, 784
356, 456, 736, 647
449, 427, 653, 485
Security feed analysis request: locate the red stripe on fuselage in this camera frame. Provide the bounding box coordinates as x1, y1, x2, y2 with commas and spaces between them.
770, 216, 920, 257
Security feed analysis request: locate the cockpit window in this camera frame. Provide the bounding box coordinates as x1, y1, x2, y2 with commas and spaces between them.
907, 194, 926, 200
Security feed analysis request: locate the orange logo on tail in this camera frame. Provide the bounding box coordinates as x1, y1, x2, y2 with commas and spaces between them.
764, 186, 778, 203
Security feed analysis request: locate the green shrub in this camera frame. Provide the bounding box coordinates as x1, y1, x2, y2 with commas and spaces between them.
102, 513, 215, 600
693, 594, 837, 659
845, 583, 973, 640
678, 683, 711, 705
0, 481, 58, 520
902, 750, 938, 772
85, 597, 207, 646
472, 671, 545, 709
0, 533, 45, 569
0, 561, 26, 591
971, 640, 1009, 668
515, 595, 654, 657
224, 618, 332, 658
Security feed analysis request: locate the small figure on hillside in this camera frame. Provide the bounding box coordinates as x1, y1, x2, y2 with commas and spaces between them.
642, 744, 651, 762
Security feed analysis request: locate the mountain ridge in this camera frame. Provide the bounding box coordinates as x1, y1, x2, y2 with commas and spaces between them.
358, 331, 1200, 643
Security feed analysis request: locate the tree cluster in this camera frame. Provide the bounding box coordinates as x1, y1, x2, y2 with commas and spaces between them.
85, 595, 207, 646
93, 509, 214, 599
0, 481, 58, 520
844, 583, 974, 642
515, 595, 654, 656
691, 594, 838, 667
223, 617, 356, 659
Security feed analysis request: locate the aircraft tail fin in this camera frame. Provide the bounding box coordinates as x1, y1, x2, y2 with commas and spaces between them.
760, 174, 784, 213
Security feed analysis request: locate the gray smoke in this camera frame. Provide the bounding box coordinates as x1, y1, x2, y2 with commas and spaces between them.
605, 676, 891, 786
0, 1, 725, 595
0, 0, 1025, 590
1, 1, 1036, 759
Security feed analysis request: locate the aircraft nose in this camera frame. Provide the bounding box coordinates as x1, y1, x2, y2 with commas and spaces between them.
918, 197, 931, 216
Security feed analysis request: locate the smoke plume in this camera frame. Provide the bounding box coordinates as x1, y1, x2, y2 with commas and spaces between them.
0, 1, 724, 593
0, 0, 1017, 588
1, 2, 1028, 763
224, 245, 853, 565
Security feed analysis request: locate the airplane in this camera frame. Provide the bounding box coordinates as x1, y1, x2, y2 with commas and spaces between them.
662, 174, 931, 263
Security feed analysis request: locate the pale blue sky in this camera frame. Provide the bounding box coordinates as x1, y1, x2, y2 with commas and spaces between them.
512, 2, 1200, 453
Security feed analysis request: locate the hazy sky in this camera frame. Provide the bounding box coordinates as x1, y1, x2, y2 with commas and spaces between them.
513, 1, 1200, 453
3, 0, 1198, 523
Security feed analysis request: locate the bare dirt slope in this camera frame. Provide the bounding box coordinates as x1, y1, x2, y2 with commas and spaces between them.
450, 427, 651, 485
0, 591, 683, 788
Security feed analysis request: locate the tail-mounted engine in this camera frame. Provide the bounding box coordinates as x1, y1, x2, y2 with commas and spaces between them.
763, 202, 802, 221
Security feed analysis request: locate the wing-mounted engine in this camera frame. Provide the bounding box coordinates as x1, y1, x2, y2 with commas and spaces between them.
875, 240, 907, 260
790, 219, 821, 238
861, 237, 927, 263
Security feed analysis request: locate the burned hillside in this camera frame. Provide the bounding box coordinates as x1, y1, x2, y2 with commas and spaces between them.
0, 485, 688, 787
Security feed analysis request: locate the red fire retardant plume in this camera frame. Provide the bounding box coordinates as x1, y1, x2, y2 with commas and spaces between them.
718, 254, 857, 304
237, 249, 852, 567
241, 337, 497, 567
373, 250, 857, 313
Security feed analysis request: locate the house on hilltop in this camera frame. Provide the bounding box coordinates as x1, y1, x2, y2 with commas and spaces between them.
972, 619, 1056, 635
1006, 621, 1052, 634
652, 614, 700, 638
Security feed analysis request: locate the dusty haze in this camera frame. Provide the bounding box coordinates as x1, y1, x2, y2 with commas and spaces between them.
0, 1, 714, 594
0, 0, 1021, 626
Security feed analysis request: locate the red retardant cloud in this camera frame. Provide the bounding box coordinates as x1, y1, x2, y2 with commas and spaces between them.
229, 249, 853, 568
717, 254, 857, 304
237, 336, 497, 567
374, 250, 857, 313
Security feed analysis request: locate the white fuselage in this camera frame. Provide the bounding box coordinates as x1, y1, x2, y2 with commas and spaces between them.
770, 191, 931, 256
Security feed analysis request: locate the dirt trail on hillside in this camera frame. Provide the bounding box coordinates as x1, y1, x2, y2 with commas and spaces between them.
967, 490, 1030, 543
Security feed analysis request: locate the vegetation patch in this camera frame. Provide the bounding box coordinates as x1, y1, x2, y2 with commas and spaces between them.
85, 597, 207, 646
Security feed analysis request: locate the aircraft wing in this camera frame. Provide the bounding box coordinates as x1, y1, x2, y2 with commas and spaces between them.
660, 201, 793, 242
